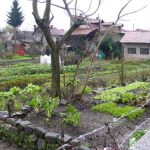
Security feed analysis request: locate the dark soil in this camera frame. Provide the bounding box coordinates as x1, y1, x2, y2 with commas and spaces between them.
26, 95, 150, 150
0, 140, 25, 150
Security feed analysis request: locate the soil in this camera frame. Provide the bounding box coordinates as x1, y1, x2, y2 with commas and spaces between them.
26, 95, 150, 150
0, 140, 24, 150
1, 94, 149, 150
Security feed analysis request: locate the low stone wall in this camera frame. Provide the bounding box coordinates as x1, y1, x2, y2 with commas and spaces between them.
0, 112, 88, 150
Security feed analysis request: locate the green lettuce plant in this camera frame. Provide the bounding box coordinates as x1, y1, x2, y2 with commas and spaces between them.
60, 104, 80, 127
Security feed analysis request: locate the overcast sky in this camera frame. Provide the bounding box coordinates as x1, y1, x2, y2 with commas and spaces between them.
0, 0, 150, 31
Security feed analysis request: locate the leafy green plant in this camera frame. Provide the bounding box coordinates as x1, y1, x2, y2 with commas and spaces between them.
29, 95, 43, 113
21, 83, 41, 95
121, 92, 138, 103
92, 102, 145, 120
80, 86, 93, 94
129, 130, 146, 147
60, 104, 80, 127
10, 86, 21, 95
0, 90, 22, 112
94, 82, 150, 104
43, 97, 59, 119
14, 101, 22, 111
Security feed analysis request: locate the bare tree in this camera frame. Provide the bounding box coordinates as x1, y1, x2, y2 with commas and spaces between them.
81, 0, 146, 94
32, 0, 101, 97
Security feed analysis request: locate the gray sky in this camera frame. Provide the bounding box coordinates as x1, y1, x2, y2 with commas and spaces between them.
0, 0, 150, 31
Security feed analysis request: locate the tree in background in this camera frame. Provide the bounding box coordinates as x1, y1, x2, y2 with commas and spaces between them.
99, 36, 122, 59
7, 0, 24, 28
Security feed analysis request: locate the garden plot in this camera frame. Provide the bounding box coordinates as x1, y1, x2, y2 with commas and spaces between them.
0, 82, 150, 149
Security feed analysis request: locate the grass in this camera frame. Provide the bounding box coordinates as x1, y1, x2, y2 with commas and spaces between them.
92, 102, 145, 120
12, 55, 33, 60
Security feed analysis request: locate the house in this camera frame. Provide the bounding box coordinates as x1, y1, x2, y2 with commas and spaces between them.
68, 26, 98, 52
33, 25, 65, 53
69, 16, 124, 53
120, 31, 150, 60
10, 30, 43, 55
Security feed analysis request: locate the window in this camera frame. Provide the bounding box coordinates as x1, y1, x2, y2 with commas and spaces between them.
140, 48, 149, 55
128, 48, 136, 54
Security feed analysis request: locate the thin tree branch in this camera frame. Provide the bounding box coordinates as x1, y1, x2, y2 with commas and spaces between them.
63, 0, 74, 21
67, 0, 74, 5
85, 0, 93, 14
43, 0, 51, 21
32, 0, 41, 21
86, 0, 101, 18
120, 5, 147, 18
81, 0, 146, 94
75, 0, 77, 17
58, 22, 81, 48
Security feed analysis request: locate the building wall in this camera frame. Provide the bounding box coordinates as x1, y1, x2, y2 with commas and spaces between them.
123, 43, 150, 60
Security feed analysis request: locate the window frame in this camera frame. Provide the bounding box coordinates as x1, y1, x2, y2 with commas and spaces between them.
140, 48, 149, 55
127, 48, 136, 54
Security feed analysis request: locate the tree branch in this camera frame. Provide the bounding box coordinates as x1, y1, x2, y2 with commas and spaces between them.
32, 0, 41, 21
86, 0, 101, 18
43, 0, 51, 21
63, 0, 74, 21
58, 22, 80, 48
120, 5, 147, 18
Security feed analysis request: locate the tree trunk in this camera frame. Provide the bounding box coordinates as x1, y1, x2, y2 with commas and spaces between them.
51, 46, 61, 98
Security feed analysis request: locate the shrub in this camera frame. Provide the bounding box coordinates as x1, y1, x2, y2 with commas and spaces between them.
64, 54, 80, 65
3, 53, 13, 59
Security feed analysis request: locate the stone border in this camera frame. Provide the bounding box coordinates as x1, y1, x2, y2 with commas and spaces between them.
0, 112, 89, 150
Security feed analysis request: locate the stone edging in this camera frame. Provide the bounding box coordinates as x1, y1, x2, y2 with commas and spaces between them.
0, 112, 89, 150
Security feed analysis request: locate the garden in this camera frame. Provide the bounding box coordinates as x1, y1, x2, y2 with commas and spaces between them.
0, 59, 150, 150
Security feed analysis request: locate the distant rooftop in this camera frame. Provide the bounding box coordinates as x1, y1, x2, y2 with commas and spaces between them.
50, 26, 65, 36
72, 27, 97, 35
120, 31, 150, 43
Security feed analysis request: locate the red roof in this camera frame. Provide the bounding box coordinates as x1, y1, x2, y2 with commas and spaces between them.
120, 31, 150, 43
72, 28, 97, 35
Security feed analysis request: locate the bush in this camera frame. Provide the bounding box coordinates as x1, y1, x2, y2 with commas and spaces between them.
64, 54, 80, 65
3, 53, 13, 59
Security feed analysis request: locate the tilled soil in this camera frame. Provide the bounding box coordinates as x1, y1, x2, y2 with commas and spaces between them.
28, 96, 150, 150
1, 95, 149, 150
0, 140, 24, 150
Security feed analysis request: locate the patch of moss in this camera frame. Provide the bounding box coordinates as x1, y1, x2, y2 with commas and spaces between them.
92, 102, 145, 120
